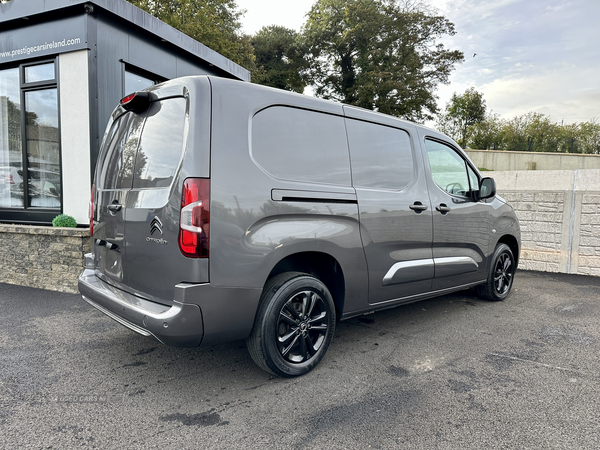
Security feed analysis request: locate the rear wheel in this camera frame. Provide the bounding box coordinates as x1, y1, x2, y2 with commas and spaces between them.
476, 243, 516, 301
247, 272, 336, 377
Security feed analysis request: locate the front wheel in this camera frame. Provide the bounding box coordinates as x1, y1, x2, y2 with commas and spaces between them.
475, 243, 516, 301
247, 272, 336, 377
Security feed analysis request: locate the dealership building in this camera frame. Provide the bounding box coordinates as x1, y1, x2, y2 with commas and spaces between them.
0, 0, 250, 225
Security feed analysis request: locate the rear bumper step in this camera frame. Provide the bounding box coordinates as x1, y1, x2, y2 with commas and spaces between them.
78, 268, 204, 347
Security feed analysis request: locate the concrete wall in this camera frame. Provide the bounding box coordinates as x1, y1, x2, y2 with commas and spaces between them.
466, 149, 600, 171
0, 224, 91, 293
493, 169, 600, 276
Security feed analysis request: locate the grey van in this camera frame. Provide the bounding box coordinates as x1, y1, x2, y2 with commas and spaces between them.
78, 76, 520, 377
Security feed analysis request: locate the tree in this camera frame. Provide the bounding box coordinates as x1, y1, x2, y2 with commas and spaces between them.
467, 112, 502, 150
251, 26, 308, 93
302, 0, 464, 122
437, 87, 486, 148
127, 0, 255, 70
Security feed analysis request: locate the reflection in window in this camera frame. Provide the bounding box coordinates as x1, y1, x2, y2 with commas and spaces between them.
124, 70, 155, 94
133, 98, 187, 188
425, 139, 471, 197
25, 62, 55, 83
25, 89, 60, 208
98, 112, 145, 190
252, 106, 351, 186
0, 67, 24, 207
347, 119, 414, 190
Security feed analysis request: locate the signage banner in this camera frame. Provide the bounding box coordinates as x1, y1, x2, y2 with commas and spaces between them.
0, 16, 88, 63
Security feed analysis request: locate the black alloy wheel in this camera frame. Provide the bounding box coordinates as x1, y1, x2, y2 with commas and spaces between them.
247, 272, 336, 377
475, 243, 516, 301
493, 250, 514, 296
276, 289, 329, 364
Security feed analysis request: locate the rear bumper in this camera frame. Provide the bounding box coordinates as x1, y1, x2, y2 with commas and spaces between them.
78, 268, 204, 347
78, 254, 263, 347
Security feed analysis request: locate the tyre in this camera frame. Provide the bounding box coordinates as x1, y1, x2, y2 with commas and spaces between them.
475, 243, 516, 301
247, 272, 336, 377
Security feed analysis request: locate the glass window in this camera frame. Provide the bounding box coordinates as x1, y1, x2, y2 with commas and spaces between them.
346, 119, 414, 190
0, 67, 23, 208
125, 70, 155, 94
97, 112, 145, 190
133, 98, 187, 188
0, 59, 62, 221
425, 139, 471, 197
467, 164, 479, 192
25, 89, 60, 208
252, 106, 351, 186
25, 62, 55, 83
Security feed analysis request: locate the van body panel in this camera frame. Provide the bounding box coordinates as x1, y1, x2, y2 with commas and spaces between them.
416, 128, 494, 290
80, 75, 521, 366
207, 78, 367, 295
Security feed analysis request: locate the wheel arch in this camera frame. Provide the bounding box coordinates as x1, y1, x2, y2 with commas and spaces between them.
266, 252, 345, 317
497, 234, 520, 266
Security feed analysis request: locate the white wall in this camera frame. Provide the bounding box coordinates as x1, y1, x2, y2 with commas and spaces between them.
59, 49, 91, 224
466, 149, 600, 171
493, 169, 600, 276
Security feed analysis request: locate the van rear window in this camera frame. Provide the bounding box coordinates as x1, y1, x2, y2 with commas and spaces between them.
133, 98, 187, 188
97, 112, 144, 190
251, 107, 351, 186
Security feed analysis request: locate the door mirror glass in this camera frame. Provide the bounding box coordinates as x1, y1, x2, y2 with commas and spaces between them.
480, 177, 496, 199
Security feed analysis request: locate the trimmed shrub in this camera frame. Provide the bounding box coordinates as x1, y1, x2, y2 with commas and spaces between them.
52, 214, 77, 228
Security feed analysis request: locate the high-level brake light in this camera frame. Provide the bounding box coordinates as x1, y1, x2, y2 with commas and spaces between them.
119, 91, 151, 112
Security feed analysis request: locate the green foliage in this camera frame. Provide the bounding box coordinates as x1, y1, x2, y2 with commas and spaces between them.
302, 0, 464, 122
462, 112, 600, 154
436, 87, 486, 147
52, 214, 77, 228
251, 26, 308, 93
127, 0, 255, 70
435, 88, 600, 154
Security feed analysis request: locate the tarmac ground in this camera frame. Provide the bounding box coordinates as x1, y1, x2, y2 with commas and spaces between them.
1, 270, 599, 449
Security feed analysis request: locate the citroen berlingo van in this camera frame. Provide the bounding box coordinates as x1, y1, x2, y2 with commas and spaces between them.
79, 76, 520, 377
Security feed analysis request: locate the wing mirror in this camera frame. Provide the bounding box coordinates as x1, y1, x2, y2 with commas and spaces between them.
479, 177, 496, 200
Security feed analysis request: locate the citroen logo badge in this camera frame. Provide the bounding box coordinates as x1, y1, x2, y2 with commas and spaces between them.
150, 216, 163, 235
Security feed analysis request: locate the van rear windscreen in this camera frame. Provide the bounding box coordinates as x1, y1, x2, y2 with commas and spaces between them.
96, 97, 187, 190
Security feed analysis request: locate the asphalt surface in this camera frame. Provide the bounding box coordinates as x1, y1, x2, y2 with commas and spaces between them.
1, 271, 600, 449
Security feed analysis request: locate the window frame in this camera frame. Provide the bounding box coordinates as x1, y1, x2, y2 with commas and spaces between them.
0, 57, 62, 224
121, 62, 166, 97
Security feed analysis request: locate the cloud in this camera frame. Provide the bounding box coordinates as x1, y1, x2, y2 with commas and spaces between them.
432, 0, 600, 124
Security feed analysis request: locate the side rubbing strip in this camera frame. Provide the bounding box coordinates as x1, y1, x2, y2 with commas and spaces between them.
272, 189, 357, 204
433, 256, 479, 278
383, 259, 435, 286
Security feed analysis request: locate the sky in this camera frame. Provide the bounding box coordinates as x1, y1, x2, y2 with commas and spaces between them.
235, 0, 600, 125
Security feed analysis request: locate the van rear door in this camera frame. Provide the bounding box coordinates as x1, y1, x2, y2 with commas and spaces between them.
121, 96, 193, 303
94, 84, 210, 305
94, 111, 143, 288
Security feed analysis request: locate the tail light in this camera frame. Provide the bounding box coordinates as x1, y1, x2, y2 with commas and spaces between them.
89, 184, 95, 235
179, 178, 210, 258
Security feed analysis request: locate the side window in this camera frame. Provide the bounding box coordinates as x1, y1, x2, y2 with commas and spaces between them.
467, 164, 479, 193
424, 139, 472, 197
251, 107, 351, 186
346, 119, 414, 190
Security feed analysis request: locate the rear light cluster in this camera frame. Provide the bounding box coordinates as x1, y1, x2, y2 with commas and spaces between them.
179, 178, 210, 258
